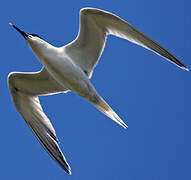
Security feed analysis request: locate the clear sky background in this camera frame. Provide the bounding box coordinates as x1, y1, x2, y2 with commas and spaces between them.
0, 0, 190, 179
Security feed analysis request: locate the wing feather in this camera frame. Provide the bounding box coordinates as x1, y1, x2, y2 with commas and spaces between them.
8, 69, 71, 174
66, 8, 188, 78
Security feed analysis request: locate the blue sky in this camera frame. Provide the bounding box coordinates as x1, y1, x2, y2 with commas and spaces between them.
1, 0, 190, 179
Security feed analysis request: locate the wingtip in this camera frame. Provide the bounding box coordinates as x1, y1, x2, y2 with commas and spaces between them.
180, 65, 189, 71
184, 67, 189, 71
63, 164, 72, 175
63, 167, 72, 175
177, 64, 189, 71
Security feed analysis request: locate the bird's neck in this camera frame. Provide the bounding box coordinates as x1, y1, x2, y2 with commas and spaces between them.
29, 41, 58, 64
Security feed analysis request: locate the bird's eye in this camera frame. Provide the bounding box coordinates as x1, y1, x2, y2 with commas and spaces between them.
29, 34, 41, 39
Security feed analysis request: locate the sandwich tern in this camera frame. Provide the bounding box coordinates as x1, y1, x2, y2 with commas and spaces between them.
8, 8, 188, 174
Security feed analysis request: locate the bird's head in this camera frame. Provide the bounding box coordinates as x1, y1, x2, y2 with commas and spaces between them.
9, 23, 47, 53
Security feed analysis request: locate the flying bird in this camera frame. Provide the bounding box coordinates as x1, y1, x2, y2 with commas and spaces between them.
8, 8, 188, 175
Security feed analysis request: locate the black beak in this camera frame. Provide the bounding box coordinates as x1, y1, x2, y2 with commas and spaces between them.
9, 23, 28, 39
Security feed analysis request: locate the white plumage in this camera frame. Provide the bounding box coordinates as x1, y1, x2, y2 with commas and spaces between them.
8, 8, 188, 174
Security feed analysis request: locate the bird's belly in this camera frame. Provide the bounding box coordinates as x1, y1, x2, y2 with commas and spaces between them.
42, 56, 94, 98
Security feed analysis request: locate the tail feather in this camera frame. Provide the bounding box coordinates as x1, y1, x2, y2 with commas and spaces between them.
91, 95, 128, 128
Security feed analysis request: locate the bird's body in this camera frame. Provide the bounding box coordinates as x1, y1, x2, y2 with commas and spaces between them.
8, 8, 188, 175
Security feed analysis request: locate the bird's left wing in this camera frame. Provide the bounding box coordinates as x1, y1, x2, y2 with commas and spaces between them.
8, 68, 71, 174
65, 8, 188, 78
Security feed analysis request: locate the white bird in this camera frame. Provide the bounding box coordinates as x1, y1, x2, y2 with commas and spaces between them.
8, 8, 188, 175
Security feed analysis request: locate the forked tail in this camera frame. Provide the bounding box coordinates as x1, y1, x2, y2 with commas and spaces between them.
91, 94, 128, 128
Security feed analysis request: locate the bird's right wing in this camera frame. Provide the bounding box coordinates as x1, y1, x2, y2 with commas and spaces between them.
65, 8, 188, 78
8, 68, 71, 174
